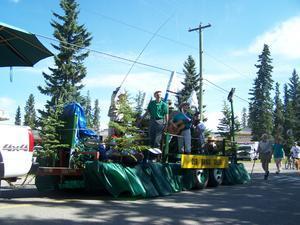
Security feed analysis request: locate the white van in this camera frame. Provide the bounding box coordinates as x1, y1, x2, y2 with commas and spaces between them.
237, 142, 259, 161
0, 124, 34, 180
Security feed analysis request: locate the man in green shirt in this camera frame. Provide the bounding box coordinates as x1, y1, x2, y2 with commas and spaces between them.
143, 90, 169, 148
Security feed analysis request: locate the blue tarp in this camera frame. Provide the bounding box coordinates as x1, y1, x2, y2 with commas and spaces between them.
62, 102, 98, 146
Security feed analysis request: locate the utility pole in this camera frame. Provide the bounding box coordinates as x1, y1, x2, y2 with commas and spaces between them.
189, 23, 211, 121
227, 87, 237, 163
227, 88, 236, 143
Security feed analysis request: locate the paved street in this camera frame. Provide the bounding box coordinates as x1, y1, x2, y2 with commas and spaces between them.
0, 162, 299, 225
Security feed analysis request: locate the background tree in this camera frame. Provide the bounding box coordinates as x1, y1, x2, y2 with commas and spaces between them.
37, 0, 92, 161
241, 107, 248, 129
295, 80, 300, 139
38, 101, 68, 166
273, 82, 284, 138
92, 99, 100, 133
286, 69, 300, 140
217, 101, 240, 140
84, 91, 92, 128
283, 84, 295, 152
134, 91, 146, 117
179, 55, 199, 105
248, 44, 274, 141
288, 69, 299, 110
108, 93, 149, 151
24, 94, 37, 129
38, 0, 92, 114
15, 106, 21, 125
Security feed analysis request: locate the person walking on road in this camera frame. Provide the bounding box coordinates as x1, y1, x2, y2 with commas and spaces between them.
290, 142, 300, 173
273, 137, 285, 174
257, 134, 273, 180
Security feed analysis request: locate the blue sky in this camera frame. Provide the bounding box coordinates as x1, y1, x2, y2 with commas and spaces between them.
1, 0, 300, 130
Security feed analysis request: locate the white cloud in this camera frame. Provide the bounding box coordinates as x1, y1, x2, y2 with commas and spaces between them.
229, 16, 300, 60
205, 111, 222, 132
0, 97, 16, 109
85, 71, 242, 99
248, 16, 300, 59
0, 97, 16, 123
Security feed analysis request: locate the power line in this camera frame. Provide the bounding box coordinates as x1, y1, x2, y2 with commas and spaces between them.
82, 9, 197, 51
35, 33, 251, 107
119, 14, 174, 88
36, 33, 176, 74
21, 30, 289, 124
82, 9, 251, 81
203, 80, 229, 95
204, 78, 250, 104
204, 52, 250, 78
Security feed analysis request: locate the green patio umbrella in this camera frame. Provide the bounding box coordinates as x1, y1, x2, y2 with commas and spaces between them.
0, 22, 53, 68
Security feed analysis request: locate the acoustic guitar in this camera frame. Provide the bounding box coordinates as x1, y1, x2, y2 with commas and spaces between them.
167, 120, 185, 135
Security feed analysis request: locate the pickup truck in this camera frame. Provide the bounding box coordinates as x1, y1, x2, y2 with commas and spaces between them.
0, 124, 35, 183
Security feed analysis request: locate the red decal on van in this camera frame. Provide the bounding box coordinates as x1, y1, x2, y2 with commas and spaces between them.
29, 130, 34, 152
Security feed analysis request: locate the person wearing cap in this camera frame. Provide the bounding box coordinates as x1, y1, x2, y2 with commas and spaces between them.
142, 90, 169, 148
257, 133, 273, 180
204, 136, 217, 155
172, 102, 192, 154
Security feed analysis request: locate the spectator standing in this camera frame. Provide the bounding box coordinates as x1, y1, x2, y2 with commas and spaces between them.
273, 137, 285, 174
291, 142, 300, 172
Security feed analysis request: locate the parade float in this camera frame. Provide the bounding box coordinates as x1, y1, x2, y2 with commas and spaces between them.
34, 101, 250, 198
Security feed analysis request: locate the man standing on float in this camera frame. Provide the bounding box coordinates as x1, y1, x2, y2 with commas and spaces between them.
142, 90, 169, 148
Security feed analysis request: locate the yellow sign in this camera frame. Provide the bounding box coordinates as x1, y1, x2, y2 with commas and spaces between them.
181, 155, 229, 169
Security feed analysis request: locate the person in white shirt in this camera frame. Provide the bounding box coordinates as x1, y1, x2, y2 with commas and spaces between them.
257, 134, 273, 180
290, 142, 300, 171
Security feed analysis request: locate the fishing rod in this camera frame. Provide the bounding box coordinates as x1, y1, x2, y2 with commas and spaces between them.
117, 14, 174, 91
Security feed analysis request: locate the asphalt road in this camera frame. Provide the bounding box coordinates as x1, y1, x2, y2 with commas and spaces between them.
0, 162, 299, 225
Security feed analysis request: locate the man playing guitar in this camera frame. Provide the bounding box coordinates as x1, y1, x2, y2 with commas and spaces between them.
169, 102, 192, 154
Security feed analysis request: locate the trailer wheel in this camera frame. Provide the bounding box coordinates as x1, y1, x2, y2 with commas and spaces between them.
193, 169, 209, 189
208, 168, 223, 187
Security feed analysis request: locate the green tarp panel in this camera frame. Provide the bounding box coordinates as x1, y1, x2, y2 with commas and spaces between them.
162, 163, 183, 192
36, 162, 249, 197
146, 163, 174, 196
237, 163, 251, 183
85, 161, 130, 197
123, 167, 147, 197
222, 163, 251, 185
84, 161, 105, 191
129, 165, 159, 198
84, 162, 183, 197
89, 162, 146, 198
